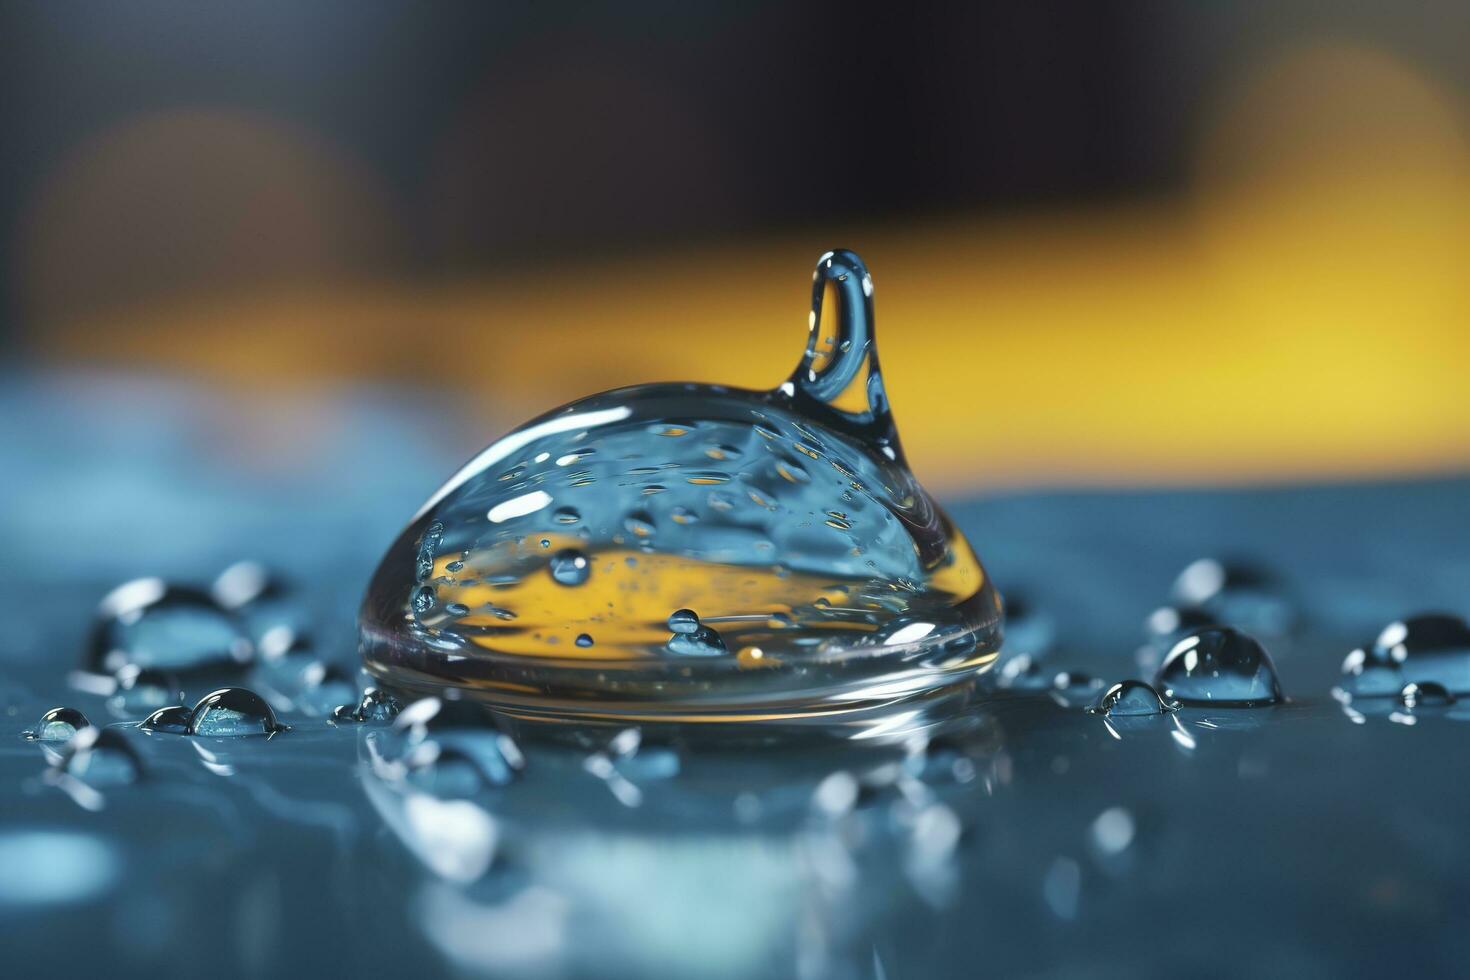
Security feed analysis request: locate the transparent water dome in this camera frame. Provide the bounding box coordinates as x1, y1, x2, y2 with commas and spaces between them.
359, 250, 1001, 726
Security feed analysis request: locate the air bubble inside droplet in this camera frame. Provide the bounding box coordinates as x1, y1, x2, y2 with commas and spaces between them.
357, 250, 1001, 726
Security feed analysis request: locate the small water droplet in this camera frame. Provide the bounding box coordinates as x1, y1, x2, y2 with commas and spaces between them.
667, 609, 701, 634
412, 585, 436, 616
548, 549, 591, 586
31, 707, 89, 742
553, 507, 581, 525
576, 633, 595, 648
188, 688, 284, 737
1154, 628, 1282, 706
1089, 680, 1177, 717
140, 705, 193, 734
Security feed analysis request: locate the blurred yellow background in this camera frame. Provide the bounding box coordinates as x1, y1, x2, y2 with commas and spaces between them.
9, 26, 1470, 491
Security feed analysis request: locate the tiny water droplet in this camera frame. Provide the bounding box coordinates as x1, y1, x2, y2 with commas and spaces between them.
1154, 628, 1282, 706
667, 609, 701, 634
553, 507, 581, 525
576, 633, 595, 648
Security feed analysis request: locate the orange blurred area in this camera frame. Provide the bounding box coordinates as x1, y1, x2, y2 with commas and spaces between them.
16, 41, 1470, 491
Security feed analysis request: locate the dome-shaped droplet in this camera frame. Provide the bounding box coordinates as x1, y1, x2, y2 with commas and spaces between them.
1399, 680, 1454, 709
575, 633, 594, 648
31, 707, 89, 741
1154, 628, 1283, 707
548, 549, 591, 586
356, 249, 1001, 725
188, 688, 282, 737
667, 608, 701, 634
139, 705, 193, 734
87, 578, 252, 675
1089, 680, 1177, 717
666, 620, 727, 657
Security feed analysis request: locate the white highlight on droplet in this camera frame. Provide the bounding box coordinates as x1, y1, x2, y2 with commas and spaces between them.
487, 490, 553, 524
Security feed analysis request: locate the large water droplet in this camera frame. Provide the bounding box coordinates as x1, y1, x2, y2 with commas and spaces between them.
357, 249, 1001, 726
187, 688, 283, 737
87, 578, 252, 675
1154, 628, 1283, 706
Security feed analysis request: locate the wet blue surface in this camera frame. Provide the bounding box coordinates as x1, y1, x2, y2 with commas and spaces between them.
4, 372, 1470, 979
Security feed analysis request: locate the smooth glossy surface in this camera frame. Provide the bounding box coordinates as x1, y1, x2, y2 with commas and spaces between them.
359, 251, 1000, 724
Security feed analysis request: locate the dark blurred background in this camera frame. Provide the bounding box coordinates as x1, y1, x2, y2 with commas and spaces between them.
3, 1, 1469, 488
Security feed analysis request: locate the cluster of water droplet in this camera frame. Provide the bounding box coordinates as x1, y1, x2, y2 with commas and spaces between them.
1336, 612, 1470, 716
993, 558, 1291, 723
140, 687, 286, 737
